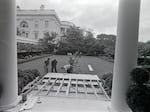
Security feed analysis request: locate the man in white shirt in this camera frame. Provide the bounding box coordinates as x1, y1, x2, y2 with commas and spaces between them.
61, 64, 73, 73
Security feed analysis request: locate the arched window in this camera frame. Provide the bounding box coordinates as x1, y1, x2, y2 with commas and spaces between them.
20, 21, 28, 28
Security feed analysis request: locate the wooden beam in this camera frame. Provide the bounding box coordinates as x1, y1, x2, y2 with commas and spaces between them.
83, 80, 87, 97
90, 80, 98, 98
55, 78, 64, 96
46, 79, 57, 95
23, 76, 45, 95
66, 79, 72, 96
36, 79, 50, 95
76, 79, 78, 97
97, 80, 110, 100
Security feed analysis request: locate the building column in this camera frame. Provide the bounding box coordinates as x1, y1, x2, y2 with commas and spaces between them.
0, 0, 18, 111
111, 0, 141, 111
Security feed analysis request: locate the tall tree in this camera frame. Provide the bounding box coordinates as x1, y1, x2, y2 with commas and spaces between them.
39, 32, 57, 53
96, 34, 116, 58
65, 26, 84, 52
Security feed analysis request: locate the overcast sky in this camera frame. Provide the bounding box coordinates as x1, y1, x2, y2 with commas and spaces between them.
16, 0, 150, 42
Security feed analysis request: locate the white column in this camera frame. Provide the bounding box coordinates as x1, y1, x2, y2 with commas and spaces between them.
0, 0, 18, 111
111, 0, 141, 111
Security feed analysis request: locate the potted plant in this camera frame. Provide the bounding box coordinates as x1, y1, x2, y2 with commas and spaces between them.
126, 67, 150, 112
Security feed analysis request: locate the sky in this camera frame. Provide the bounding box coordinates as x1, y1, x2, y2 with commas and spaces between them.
16, 0, 150, 42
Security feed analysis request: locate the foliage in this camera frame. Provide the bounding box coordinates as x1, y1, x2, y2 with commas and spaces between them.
38, 32, 57, 53
23, 69, 40, 77
57, 27, 115, 56
137, 41, 150, 65
17, 26, 117, 57
130, 67, 149, 84
18, 69, 40, 95
137, 57, 150, 66
101, 73, 113, 97
56, 40, 70, 55
137, 42, 150, 65
127, 67, 150, 112
65, 26, 84, 51
138, 41, 150, 57
145, 66, 150, 73
57, 26, 84, 54
127, 85, 150, 112
17, 43, 42, 59
96, 34, 116, 58
17, 43, 41, 53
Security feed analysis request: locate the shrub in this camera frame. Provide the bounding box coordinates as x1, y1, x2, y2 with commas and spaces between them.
18, 69, 40, 95
101, 73, 112, 80
127, 85, 150, 112
144, 66, 150, 73
28, 69, 40, 77
101, 73, 113, 97
127, 67, 150, 112
130, 67, 149, 84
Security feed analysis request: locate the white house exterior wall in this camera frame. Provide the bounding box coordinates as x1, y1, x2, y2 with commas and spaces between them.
17, 11, 61, 42
17, 8, 74, 44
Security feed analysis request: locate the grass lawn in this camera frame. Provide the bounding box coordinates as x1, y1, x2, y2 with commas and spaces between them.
18, 55, 114, 78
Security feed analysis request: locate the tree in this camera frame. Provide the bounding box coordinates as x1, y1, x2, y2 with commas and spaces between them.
66, 26, 84, 52
96, 34, 116, 58
57, 27, 110, 56
138, 41, 150, 57
57, 26, 85, 54
82, 30, 102, 55
39, 32, 57, 53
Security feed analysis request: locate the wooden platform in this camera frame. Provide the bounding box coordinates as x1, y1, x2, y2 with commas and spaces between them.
18, 73, 111, 112
27, 73, 110, 100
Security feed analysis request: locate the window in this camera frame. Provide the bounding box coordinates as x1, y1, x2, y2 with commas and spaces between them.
20, 31, 29, 38
35, 23, 38, 28
61, 28, 65, 33
34, 32, 38, 39
20, 21, 28, 28
26, 33, 29, 38
35, 21, 39, 28
45, 21, 49, 28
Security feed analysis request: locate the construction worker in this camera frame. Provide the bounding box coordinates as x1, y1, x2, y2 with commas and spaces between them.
61, 64, 73, 73
44, 58, 50, 74
51, 59, 58, 73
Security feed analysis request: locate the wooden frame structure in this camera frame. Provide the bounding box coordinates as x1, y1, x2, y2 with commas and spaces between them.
26, 73, 110, 100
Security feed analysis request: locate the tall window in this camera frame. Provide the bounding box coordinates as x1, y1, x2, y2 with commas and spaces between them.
26, 33, 29, 38
35, 23, 38, 28
61, 28, 65, 35
34, 32, 38, 39
45, 20, 49, 28
35, 21, 39, 28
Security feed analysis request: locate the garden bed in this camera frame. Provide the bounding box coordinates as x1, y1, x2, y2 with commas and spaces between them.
18, 54, 52, 64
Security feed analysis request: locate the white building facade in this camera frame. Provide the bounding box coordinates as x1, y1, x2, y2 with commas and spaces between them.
60, 21, 75, 37
16, 6, 74, 44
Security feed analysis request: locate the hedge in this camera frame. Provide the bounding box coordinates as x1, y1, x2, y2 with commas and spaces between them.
18, 69, 40, 95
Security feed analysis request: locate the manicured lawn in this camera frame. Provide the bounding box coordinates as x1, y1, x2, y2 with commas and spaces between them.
18, 55, 114, 77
